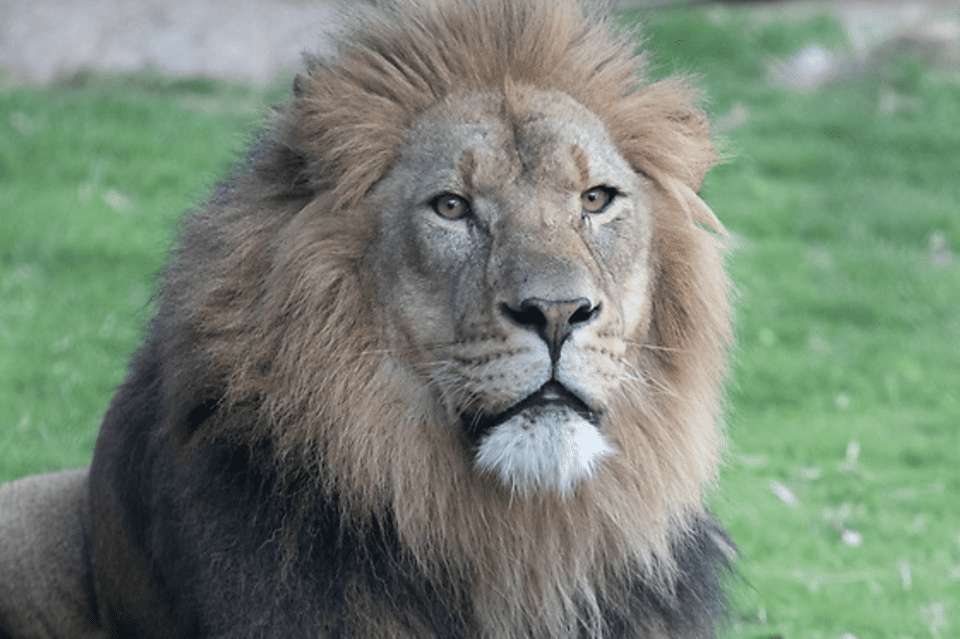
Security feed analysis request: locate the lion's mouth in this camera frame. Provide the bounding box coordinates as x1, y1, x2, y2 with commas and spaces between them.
461, 381, 597, 447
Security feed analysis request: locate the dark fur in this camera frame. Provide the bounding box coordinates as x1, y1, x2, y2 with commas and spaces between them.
84, 343, 729, 637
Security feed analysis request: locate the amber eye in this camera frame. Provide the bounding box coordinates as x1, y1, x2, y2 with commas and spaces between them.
581, 186, 617, 214
430, 193, 471, 220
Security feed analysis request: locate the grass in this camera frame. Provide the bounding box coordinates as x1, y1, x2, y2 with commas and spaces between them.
2, 4, 959, 638
0, 75, 288, 476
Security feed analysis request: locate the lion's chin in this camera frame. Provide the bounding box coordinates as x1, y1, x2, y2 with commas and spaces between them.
472, 399, 615, 498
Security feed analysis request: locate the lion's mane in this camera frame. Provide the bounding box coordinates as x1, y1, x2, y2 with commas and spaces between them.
85, 0, 733, 637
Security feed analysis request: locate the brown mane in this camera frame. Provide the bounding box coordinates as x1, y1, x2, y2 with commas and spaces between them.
150, 0, 731, 635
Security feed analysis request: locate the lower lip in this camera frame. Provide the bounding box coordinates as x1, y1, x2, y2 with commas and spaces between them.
461, 389, 595, 446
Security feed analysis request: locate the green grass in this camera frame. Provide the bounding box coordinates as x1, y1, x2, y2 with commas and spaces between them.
0, 74, 288, 477
3, 5, 960, 638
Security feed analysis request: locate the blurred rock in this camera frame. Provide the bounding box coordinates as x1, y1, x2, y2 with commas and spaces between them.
768, 1, 960, 91
769, 43, 842, 91
837, 1, 960, 64
928, 231, 955, 267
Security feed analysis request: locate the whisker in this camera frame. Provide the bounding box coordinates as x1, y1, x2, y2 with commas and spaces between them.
622, 339, 688, 354
354, 337, 463, 358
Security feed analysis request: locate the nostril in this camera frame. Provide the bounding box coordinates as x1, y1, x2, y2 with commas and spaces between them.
500, 301, 548, 330
569, 300, 599, 326
500, 297, 600, 360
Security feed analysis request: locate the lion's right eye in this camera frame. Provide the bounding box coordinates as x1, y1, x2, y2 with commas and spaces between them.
581, 186, 618, 214
430, 193, 471, 220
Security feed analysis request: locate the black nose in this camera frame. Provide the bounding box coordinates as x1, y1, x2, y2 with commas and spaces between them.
500, 297, 600, 361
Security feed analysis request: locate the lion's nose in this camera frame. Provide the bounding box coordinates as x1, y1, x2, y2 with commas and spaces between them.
500, 297, 600, 362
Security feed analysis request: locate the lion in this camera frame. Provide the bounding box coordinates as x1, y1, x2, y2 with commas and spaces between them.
0, 0, 734, 637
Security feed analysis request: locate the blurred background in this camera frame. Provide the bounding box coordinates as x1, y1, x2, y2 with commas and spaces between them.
2, 0, 959, 85
1, 1, 958, 638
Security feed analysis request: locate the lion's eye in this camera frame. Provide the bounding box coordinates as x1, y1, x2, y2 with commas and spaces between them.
430, 193, 471, 220
581, 186, 617, 214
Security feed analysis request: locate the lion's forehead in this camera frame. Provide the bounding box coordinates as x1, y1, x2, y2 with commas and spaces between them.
400, 88, 634, 199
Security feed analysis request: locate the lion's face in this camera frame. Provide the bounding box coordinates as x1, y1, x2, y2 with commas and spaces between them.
369, 87, 656, 496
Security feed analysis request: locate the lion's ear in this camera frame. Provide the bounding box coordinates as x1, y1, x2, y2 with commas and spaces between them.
606, 77, 722, 232
666, 104, 714, 194
660, 104, 726, 236
686, 184, 726, 235
609, 81, 712, 178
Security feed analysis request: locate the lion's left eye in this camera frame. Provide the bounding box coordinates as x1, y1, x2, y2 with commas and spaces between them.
430, 192, 471, 220
581, 186, 618, 214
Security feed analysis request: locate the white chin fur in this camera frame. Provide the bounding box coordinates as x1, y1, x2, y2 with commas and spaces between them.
474, 406, 615, 497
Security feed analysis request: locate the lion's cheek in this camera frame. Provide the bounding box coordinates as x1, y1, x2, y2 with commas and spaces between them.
381, 277, 456, 352
370, 232, 467, 352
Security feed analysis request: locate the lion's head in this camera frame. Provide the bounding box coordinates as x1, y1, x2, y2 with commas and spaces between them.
149, 0, 731, 632
370, 85, 668, 496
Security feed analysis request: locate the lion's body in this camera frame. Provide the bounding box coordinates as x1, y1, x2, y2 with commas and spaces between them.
0, 469, 100, 639
0, 1, 734, 637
